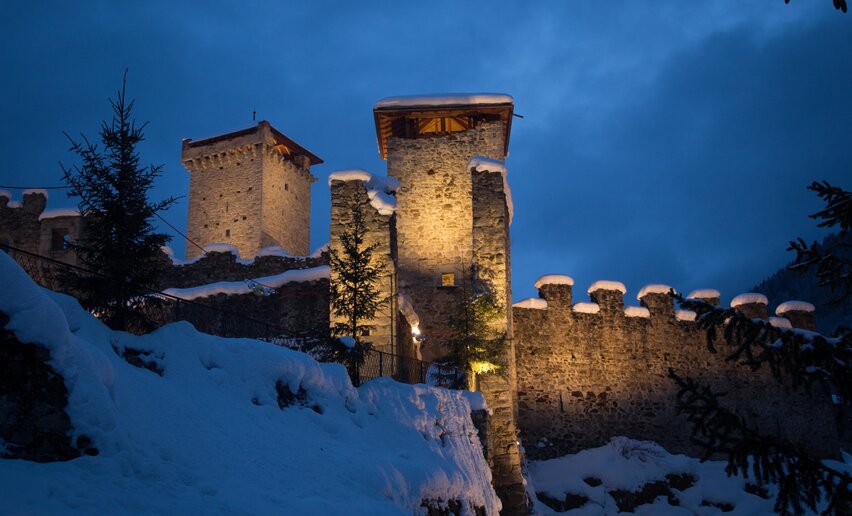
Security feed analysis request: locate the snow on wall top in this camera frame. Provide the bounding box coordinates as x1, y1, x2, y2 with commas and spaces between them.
513, 298, 548, 310
686, 289, 721, 300
162, 265, 330, 300
38, 208, 81, 220
534, 274, 575, 289
637, 284, 675, 300
730, 293, 769, 307
328, 169, 400, 216
0, 189, 11, 200
23, 188, 49, 199
256, 246, 290, 258
676, 309, 697, 322
769, 316, 793, 329
776, 300, 816, 315
573, 302, 600, 314
624, 306, 650, 318
374, 93, 513, 109
587, 280, 627, 295
468, 156, 513, 225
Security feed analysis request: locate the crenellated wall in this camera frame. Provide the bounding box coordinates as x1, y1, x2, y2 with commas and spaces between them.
513, 279, 838, 461
0, 191, 84, 266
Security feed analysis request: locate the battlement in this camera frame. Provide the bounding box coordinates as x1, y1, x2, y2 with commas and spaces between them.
513, 276, 817, 330
0, 191, 83, 264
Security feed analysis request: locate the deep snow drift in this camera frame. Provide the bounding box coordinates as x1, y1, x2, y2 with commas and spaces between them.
0, 253, 499, 515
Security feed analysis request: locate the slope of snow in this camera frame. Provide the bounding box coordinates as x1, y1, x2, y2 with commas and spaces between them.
534, 274, 574, 290
731, 293, 769, 308
375, 94, 513, 109
0, 253, 499, 515
587, 281, 627, 295
468, 156, 513, 224
529, 437, 781, 515
513, 298, 548, 310
776, 300, 816, 315
162, 265, 330, 300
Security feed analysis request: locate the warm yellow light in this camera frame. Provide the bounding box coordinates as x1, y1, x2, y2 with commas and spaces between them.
470, 360, 500, 374
411, 326, 421, 336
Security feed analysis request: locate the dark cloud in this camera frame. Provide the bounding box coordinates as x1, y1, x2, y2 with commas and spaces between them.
2, 2, 849, 306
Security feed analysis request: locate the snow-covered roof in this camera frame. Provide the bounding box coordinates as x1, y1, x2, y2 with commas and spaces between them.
534, 274, 574, 290
374, 93, 513, 110
730, 293, 768, 308
328, 169, 400, 216
675, 309, 697, 322
624, 306, 651, 318
686, 289, 721, 300
573, 302, 600, 314
162, 265, 330, 300
637, 284, 675, 300
38, 208, 81, 220
775, 300, 815, 315
587, 280, 627, 295
468, 156, 513, 224
769, 316, 793, 329
513, 298, 548, 310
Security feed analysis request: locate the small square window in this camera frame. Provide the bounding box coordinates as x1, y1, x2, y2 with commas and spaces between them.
441, 272, 455, 287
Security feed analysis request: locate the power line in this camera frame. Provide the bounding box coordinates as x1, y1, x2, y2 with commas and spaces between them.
151, 211, 207, 255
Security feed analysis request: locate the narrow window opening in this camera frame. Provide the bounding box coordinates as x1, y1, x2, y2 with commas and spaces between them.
51, 228, 70, 251
284, 183, 289, 191
225, 229, 231, 237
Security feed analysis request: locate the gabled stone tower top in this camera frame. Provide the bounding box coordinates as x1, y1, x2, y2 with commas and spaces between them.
372, 93, 515, 159
181, 121, 321, 259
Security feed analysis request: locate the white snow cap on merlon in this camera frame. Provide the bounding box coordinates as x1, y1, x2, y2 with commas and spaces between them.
374, 93, 513, 109
328, 169, 400, 216
676, 310, 697, 322
573, 302, 600, 314
637, 284, 676, 300
730, 293, 769, 308
513, 298, 548, 310
23, 188, 49, 199
687, 289, 721, 300
624, 306, 651, 318
468, 156, 514, 225
769, 317, 793, 329
534, 274, 574, 290
587, 280, 627, 294
776, 300, 816, 315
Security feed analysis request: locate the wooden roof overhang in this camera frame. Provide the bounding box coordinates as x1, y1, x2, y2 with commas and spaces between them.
184, 121, 323, 166
372, 103, 514, 160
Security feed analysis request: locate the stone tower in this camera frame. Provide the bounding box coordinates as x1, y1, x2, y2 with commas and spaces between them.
181, 120, 321, 259
373, 94, 528, 513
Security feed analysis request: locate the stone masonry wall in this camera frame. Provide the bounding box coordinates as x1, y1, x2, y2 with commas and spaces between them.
261, 152, 313, 256
387, 121, 505, 362
0, 191, 84, 266
329, 179, 398, 354
513, 283, 842, 461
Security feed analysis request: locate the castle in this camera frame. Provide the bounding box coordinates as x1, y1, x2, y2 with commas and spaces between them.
0, 93, 844, 515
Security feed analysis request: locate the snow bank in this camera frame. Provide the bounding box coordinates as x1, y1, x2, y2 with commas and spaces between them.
38, 208, 81, 220
587, 280, 627, 295
469, 156, 513, 225
769, 317, 793, 329
573, 302, 600, 314
529, 437, 779, 515
328, 169, 400, 216
375, 93, 513, 109
624, 306, 650, 318
776, 300, 816, 315
256, 245, 290, 258
675, 309, 697, 322
686, 289, 720, 300
162, 265, 330, 300
534, 274, 574, 290
637, 284, 675, 300
513, 298, 548, 310
0, 252, 500, 515
730, 293, 769, 308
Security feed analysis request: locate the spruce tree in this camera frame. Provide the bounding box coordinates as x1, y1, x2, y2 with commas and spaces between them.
61, 72, 176, 332
433, 264, 507, 390
669, 181, 851, 515
328, 197, 387, 385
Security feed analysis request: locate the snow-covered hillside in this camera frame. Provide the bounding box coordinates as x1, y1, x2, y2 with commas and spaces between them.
0, 253, 499, 515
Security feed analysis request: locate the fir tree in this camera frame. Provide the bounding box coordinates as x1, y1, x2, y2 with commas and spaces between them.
61, 72, 176, 332
433, 264, 507, 390
328, 198, 388, 385
669, 181, 851, 515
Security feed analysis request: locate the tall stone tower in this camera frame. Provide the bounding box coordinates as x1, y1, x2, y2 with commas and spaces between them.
373, 94, 528, 513
181, 120, 321, 259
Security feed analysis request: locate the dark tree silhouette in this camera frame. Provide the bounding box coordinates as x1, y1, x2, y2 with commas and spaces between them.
61, 71, 176, 332
785, 0, 847, 14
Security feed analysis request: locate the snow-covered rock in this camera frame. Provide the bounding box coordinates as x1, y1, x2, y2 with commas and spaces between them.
374, 93, 513, 109
776, 300, 816, 315
534, 274, 574, 290
730, 293, 769, 308
587, 281, 627, 295
513, 298, 548, 310
0, 252, 500, 515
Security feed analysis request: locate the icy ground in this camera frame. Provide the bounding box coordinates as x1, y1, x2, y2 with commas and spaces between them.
528, 436, 849, 515
0, 253, 499, 515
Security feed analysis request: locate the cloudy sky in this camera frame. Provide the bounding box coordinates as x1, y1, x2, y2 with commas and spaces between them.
2, 1, 849, 304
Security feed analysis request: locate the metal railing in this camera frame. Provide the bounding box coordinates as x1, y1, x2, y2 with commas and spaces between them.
4, 245, 431, 386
